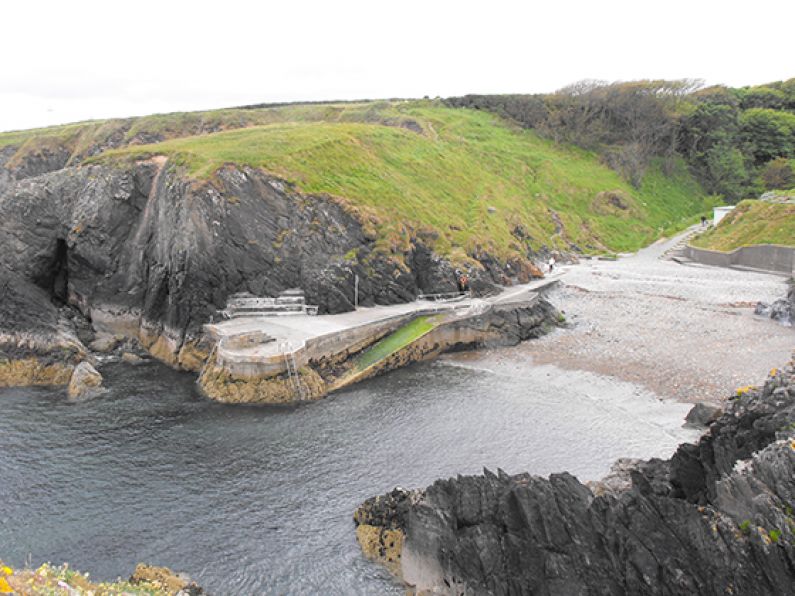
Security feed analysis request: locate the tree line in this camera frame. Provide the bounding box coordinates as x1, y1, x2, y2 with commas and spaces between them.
445, 79, 795, 201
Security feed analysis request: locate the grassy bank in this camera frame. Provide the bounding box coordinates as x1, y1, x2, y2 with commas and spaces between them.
86, 102, 708, 260
691, 200, 795, 251
2, 100, 711, 261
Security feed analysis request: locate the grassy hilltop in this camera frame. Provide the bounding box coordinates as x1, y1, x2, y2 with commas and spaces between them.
1, 100, 711, 263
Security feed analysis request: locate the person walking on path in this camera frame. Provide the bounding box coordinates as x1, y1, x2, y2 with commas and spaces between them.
548, 256, 555, 273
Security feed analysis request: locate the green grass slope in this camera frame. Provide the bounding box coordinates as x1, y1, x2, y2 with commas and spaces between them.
0, 101, 418, 164
2, 100, 711, 262
691, 200, 795, 251
83, 101, 709, 262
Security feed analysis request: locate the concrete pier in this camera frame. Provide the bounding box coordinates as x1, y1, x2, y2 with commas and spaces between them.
198, 276, 562, 403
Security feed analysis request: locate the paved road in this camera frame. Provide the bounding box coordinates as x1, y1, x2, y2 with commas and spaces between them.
451, 228, 793, 404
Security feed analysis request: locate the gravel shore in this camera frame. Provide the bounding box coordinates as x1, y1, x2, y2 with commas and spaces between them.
451, 232, 793, 403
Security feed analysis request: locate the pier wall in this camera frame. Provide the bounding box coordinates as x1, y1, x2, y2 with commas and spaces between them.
198, 296, 558, 404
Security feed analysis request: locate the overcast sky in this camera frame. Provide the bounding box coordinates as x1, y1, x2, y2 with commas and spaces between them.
2, 0, 793, 132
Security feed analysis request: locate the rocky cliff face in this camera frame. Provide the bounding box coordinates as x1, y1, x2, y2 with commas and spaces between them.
0, 151, 539, 382
355, 363, 795, 595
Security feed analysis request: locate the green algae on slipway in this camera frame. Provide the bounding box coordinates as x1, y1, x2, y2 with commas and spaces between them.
353, 315, 437, 371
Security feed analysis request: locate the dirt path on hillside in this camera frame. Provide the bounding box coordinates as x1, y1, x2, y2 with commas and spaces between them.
448, 233, 794, 404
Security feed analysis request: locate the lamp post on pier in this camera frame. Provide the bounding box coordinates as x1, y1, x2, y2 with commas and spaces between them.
344, 266, 359, 310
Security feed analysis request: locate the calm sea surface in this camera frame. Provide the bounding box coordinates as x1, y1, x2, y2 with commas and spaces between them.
0, 357, 698, 594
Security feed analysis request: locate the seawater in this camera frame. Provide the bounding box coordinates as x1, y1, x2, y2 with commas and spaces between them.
0, 356, 698, 594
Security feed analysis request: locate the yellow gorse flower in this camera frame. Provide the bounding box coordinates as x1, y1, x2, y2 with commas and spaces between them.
0, 562, 13, 594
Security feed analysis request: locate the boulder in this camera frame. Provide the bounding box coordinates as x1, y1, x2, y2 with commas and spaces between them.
129, 563, 203, 595
121, 352, 145, 365
755, 284, 795, 325
88, 333, 121, 353
67, 362, 105, 399
685, 401, 723, 427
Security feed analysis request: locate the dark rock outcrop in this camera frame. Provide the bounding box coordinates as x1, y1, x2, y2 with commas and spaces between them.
355, 363, 795, 595
0, 267, 84, 386
685, 402, 724, 427
755, 283, 795, 325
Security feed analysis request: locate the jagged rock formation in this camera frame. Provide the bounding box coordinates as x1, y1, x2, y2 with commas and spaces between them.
0, 267, 85, 386
355, 363, 795, 595
0, 151, 536, 383
755, 283, 795, 325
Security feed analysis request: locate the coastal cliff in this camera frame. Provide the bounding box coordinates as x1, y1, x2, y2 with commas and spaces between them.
0, 99, 711, 387
354, 362, 795, 595
0, 155, 523, 386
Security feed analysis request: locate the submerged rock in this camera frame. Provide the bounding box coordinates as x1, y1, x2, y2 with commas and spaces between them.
355, 363, 795, 594
67, 361, 105, 400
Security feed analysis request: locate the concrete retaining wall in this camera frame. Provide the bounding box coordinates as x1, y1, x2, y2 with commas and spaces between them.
685, 244, 795, 275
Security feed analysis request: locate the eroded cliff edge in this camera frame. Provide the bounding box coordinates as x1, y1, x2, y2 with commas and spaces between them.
354, 362, 795, 595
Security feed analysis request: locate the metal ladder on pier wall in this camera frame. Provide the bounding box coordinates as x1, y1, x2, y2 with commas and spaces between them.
280, 341, 308, 400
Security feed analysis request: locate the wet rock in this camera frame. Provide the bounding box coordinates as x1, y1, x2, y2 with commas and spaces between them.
586, 457, 643, 496
356, 363, 795, 594
129, 563, 204, 595
685, 401, 723, 427
0, 269, 86, 386
67, 361, 105, 399
121, 351, 145, 365
88, 333, 121, 353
